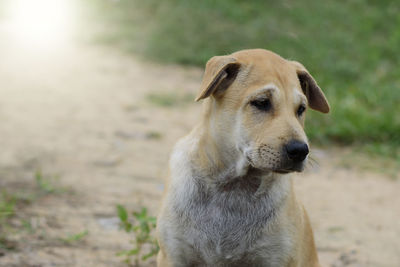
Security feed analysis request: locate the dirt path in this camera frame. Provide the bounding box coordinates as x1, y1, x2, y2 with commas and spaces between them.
0, 33, 399, 266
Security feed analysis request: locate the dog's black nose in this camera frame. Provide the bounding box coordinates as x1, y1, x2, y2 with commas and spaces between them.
285, 140, 309, 162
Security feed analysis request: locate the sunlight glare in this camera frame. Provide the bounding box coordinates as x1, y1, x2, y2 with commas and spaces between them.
7, 0, 74, 47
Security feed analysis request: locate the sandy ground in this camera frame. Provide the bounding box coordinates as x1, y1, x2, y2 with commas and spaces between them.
0, 29, 399, 266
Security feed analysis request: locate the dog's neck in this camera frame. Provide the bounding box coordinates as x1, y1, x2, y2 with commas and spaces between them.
191, 119, 276, 192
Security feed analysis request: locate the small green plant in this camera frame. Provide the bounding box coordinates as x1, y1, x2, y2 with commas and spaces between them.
61, 230, 89, 245
0, 191, 16, 222
35, 170, 62, 194
117, 205, 159, 266
0, 190, 27, 251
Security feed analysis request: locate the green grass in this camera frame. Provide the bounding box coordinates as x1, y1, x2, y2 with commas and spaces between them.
86, 0, 400, 159
146, 92, 194, 108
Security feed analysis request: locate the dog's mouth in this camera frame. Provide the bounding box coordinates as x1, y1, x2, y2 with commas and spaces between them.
247, 159, 304, 174
273, 169, 291, 174
248, 165, 297, 175
245, 153, 305, 174
273, 162, 305, 174
250, 167, 298, 175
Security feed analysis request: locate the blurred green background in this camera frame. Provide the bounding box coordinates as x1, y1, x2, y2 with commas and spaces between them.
86, 0, 400, 159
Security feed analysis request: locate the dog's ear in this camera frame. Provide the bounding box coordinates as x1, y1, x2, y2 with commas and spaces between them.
292, 61, 330, 113
195, 56, 241, 101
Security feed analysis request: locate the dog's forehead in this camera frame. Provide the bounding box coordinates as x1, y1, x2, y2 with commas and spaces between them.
231, 50, 302, 97
233, 49, 298, 86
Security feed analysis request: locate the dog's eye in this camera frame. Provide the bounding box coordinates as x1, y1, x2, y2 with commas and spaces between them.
297, 105, 306, 116
250, 99, 272, 112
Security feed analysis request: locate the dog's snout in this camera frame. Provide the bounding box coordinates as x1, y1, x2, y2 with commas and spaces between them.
285, 140, 309, 162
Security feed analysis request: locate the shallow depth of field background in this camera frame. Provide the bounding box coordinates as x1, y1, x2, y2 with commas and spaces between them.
0, 0, 399, 267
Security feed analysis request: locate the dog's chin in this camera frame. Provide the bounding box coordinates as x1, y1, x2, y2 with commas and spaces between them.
249, 162, 305, 175
274, 163, 306, 174
245, 154, 306, 175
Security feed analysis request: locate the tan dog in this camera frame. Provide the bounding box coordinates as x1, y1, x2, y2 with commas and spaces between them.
157, 49, 329, 267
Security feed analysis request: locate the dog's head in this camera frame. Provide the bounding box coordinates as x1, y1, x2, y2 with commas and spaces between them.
196, 49, 330, 174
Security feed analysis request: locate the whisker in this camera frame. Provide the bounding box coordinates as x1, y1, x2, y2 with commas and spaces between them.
306, 154, 320, 170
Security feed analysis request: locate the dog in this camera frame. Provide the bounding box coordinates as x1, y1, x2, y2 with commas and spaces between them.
156, 49, 330, 267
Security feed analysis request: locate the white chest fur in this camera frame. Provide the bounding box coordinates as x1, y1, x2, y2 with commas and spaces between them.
161, 139, 294, 266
